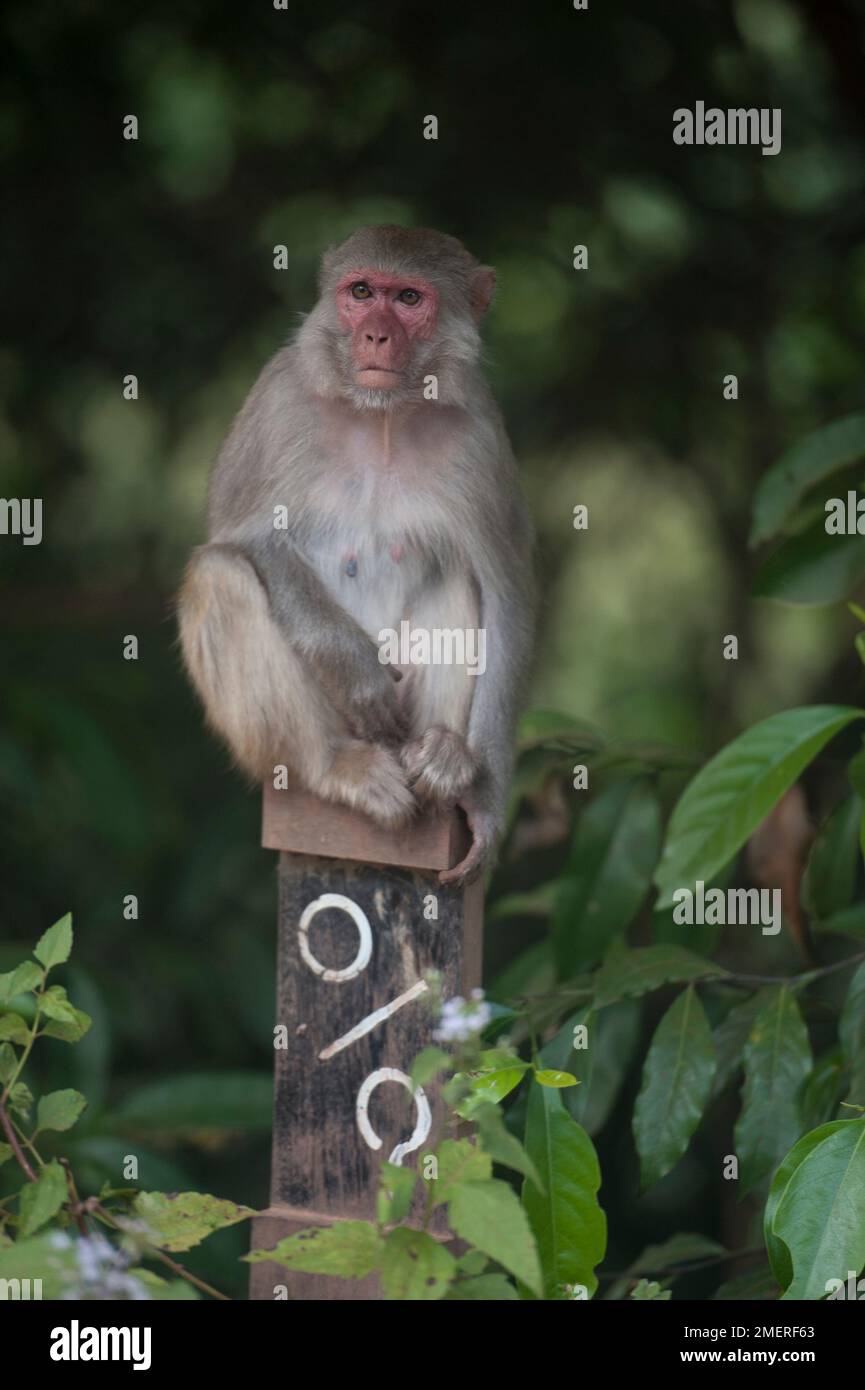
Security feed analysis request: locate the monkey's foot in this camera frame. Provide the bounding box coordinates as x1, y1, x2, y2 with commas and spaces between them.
319, 741, 416, 829
400, 726, 477, 807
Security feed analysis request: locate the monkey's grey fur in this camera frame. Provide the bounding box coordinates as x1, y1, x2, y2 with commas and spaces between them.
178, 226, 534, 884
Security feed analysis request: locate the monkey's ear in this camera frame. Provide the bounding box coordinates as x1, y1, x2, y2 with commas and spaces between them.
470, 266, 496, 319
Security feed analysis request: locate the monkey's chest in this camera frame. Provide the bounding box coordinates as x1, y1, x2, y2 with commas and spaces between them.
308, 532, 461, 641
303, 449, 473, 639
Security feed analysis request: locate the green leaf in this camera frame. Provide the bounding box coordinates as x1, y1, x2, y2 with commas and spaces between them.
552, 778, 662, 976
711, 992, 769, 1098
762, 1119, 843, 1291
594, 945, 726, 1008
479, 1002, 521, 1041
446, 1273, 519, 1300
633, 986, 716, 1189
0, 962, 42, 1003
449, 1179, 543, 1297
840, 961, 865, 1106
654, 706, 864, 908
814, 902, 865, 938
849, 746, 865, 797
630, 1232, 725, 1276
0, 1043, 16, 1084
452, 1058, 531, 1119
0, 1232, 83, 1298
9, 1082, 32, 1119
473, 1102, 544, 1190
543, 1001, 641, 1134
39, 986, 92, 1043
521, 1084, 606, 1299
409, 1046, 450, 1088
766, 1119, 865, 1300
582, 1229, 717, 1304
802, 795, 862, 921
34, 914, 73, 971
517, 709, 607, 752
426, 1138, 491, 1207
0, 1142, 12, 1167
40, 1009, 91, 1044
799, 1050, 847, 1131
377, 1161, 417, 1225
735, 986, 812, 1192
652, 862, 734, 957
381, 1228, 456, 1300
0, 1013, 29, 1045
456, 1249, 488, 1274
132, 1191, 254, 1251
752, 524, 865, 605
533, 1069, 577, 1088
488, 940, 554, 1001
750, 413, 865, 545
477, 1046, 533, 1070
246, 1220, 384, 1277
18, 1160, 67, 1236
35, 1089, 87, 1135
127, 1269, 200, 1299
38, 985, 74, 1018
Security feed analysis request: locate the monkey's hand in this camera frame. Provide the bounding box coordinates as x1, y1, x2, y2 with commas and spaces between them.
439, 799, 501, 888
314, 647, 408, 745
400, 726, 478, 807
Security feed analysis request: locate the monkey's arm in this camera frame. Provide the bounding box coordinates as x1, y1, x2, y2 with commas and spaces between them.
441, 513, 535, 885
240, 531, 406, 743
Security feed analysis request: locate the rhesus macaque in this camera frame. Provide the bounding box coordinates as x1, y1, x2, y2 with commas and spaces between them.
178, 226, 534, 884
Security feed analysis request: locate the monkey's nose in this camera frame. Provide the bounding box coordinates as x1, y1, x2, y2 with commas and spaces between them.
364, 332, 389, 344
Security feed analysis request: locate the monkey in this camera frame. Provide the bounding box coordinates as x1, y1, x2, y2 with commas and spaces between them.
178, 225, 534, 885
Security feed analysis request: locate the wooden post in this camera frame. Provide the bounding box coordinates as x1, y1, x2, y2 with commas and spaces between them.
249, 782, 483, 1300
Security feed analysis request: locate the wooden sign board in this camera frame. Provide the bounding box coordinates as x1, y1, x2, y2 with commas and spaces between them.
249, 784, 483, 1300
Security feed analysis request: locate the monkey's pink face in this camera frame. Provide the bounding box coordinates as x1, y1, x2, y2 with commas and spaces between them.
336, 269, 439, 391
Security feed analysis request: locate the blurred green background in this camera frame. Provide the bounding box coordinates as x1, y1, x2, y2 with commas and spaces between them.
3, 0, 865, 1295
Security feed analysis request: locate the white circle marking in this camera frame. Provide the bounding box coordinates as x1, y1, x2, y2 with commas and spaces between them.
298, 893, 373, 983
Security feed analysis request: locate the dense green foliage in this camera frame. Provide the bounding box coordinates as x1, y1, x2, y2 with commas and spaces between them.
3, 0, 865, 1298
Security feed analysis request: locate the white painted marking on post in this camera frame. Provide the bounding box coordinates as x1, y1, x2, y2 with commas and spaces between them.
298, 893, 373, 982
355, 1067, 432, 1165
319, 979, 429, 1060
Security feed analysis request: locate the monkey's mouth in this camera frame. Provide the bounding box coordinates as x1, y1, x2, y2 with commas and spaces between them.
356, 367, 403, 388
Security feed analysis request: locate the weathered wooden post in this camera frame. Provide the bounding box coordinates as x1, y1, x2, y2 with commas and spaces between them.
249, 782, 483, 1300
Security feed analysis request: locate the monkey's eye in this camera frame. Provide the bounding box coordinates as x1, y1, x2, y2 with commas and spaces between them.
398, 288, 421, 306
350, 282, 373, 300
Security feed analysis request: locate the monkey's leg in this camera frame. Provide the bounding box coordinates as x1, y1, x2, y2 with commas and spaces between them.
400, 573, 513, 885
399, 574, 480, 807
178, 545, 414, 827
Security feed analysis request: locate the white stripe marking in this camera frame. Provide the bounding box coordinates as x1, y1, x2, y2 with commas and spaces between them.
318, 979, 429, 1060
